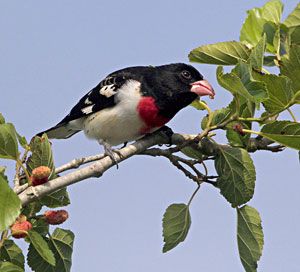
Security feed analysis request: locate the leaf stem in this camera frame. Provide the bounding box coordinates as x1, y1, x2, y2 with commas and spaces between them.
0, 230, 8, 249
187, 184, 201, 207
242, 129, 261, 136
16, 159, 30, 182
199, 101, 213, 128
287, 108, 297, 122
261, 67, 271, 74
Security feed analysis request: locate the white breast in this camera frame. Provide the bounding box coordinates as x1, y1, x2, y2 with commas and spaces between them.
83, 80, 145, 146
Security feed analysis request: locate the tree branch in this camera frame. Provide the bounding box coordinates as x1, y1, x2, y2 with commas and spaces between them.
17, 130, 285, 207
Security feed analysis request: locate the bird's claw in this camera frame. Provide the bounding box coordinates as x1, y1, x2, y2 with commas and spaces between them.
100, 140, 122, 169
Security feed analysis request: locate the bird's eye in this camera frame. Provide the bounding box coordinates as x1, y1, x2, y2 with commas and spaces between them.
181, 70, 192, 79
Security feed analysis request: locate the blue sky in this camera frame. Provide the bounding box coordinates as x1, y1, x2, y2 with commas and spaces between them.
1, 1, 300, 271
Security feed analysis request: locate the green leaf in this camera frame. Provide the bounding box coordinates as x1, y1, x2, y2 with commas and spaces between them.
26, 134, 55, 178
0, 175, 21, 232
0, 261, 24, 272
201, 106, 233, 130
190, 99, 207, 110
28, 228, 74, 272
252, 73, 294, 113
0, 113, 5, 124
181, 146, 203, 160
21, 201, 42, 218
0, 166, 7, 180
31, 218, 49, 237
162, 204, 191, 253
0, 123, 19, 160
248, 34, 266, 71
263, 55, 277, 66
0, 240, 24, 269
280, 44, 300, 92
240, 8, 267, 47
289, 26, 300, 45
261, 0, 283, 24
189, 41, 251, 65
16, 133, 28, 149
283, 3, 300, 28
237, 205, 264, 272
232, 62, 268, 103
216, 65, 267, 104
28, 230, 56, 266
260, 121, 300, 150
240, 0, 283, 48
49, 228, 74, 272
40, 188, 70, 208
292, 90, 300, 104
215, 146, 256, 207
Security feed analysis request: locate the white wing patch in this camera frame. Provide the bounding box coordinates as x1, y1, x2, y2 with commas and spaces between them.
99, 84, 117, 98
81, 105, 94, 114
85, 97, 93, 105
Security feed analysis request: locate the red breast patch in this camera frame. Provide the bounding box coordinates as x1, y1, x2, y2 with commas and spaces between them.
137, 96, 169, 134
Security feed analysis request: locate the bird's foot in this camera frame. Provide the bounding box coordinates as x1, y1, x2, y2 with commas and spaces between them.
99, 140, 121, 169
157, 125, 174, 146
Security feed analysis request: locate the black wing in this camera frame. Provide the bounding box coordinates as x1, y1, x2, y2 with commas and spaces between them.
37, 74, 128, 138
57, 75, 127, 125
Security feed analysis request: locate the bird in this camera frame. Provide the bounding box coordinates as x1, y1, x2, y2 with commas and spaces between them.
38, 63, 215, 166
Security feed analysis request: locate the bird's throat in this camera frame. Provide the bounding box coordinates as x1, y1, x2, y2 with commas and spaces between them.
137, 96, 170, 134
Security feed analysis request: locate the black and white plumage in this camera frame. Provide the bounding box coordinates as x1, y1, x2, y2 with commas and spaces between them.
38, 63, 215, 162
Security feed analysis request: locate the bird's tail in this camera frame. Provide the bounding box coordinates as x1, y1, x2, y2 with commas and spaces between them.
37, 123, 81, 139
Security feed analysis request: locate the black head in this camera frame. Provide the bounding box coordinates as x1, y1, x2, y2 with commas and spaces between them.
142, 63, 214, 118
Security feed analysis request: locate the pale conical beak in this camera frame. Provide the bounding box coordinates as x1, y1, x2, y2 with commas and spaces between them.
190, 80, 215, 99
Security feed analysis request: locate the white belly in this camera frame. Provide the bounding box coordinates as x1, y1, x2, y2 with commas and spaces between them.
83, 80, 146, 146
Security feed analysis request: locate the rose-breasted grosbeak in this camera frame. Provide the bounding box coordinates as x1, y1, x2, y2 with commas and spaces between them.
38, 63, 214, 165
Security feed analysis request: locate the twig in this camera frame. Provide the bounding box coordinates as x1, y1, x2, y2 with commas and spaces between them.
55, 154, 106, 174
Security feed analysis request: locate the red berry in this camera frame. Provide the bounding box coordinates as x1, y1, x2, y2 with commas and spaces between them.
44, 210, 69, 225
11, 221, 32, 239
30, 166, 51, 186
233, 123, 246, 136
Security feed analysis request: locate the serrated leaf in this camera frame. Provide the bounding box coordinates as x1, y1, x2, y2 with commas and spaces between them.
27, 228, 74, 272
237, 205, 264, 272
0, 175, 21, 232
189, 41, 250, 65
232, 62, 268, 103
0, 113, 5, 124
162, 204, 191, 253
240, 0, 283, 48
31, 218, 49, 237
28, 231, 56, 266
215, 146, 256, 207
284, 3, 300, 28
0, 123, 19, 160
216, 65, 267, 104
0, 261, 24, 272
252, 73, 294, 113
40, 188, 70, 208
0, 240, 24, 269
26, 134, 55, 178
260, 121, 300, 150
249, 34, 266, 71
240, 8, 267, 47
280, 44, 300, 91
